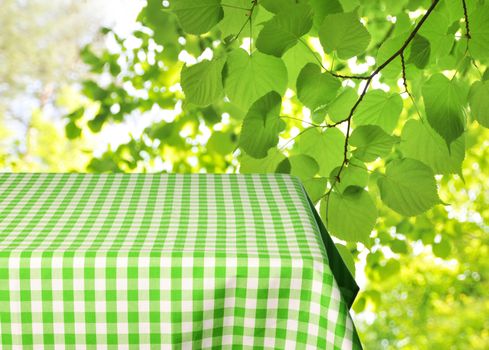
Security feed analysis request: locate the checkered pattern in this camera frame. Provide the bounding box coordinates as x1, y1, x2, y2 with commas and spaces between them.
0, 173, 361, 349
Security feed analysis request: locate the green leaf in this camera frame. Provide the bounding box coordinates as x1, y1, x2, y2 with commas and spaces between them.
468, 80, 489, 128
436, 0, 467, 23
408, 34, 430, 69
335, 244, 356, 276
302, 177, 328, 203
400, 119, 465, 175
469, 4, 489, 61
240, 148, 285, 173
322, 186, 377, 243
284, 154, 319, 180
330, 158, 369, 193
432, 238, 452, 259
275, 157, 291, 174
352, 295, 366, 313
218, 0, 255, 38
308, 0, 343, 29
378, 259, 401, 280
422, 73, 466, 147
390, 239, 408, 254
376, 32, 409, 79
239, 91, 284, 158
350, 125, 398, 162
353, 90, 403, 133
82, 81, 107, 101
318, 10, 371, 59
327, 87, 358, 123
282, 42, 316, 88
378, 158, 440, 216
207, 131, 236, 155
277, 154, 326, 203
172, 0, 224, 35
259, 0, 295, 14
147, 122, 175, 141
418, 11, 453, 62
180, 57, 226, 106
297, 127, 345, 177
255, 3, 313, 57
65, 121, 81, 139
296, 63, 341, 110
141, 1, 180, 46
339, 0, 359, 12
66, 107, 85, 121
87, 113, 106, 133
224, 49, 287, 109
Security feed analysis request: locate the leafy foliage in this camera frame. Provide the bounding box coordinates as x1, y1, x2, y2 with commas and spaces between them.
469, 80, 489, 128
255, 3, 313, 57
239, 91, 284, 158
171, 0, 224, 34
322, 186, 377, 243
467, 3, 489, 61
296, 127, 344, 177
349, 125, 398, 162
353, 90, 403, 134
399, 119, 465, 175
296, 63, 341, 110
318, 10, 371, 59
68, 0, 489, 249
224, 49, 287, 109
180, 57, 226, 106
407, 34, 430, 68
422, 73, 467, 147
378, 158, 440, 216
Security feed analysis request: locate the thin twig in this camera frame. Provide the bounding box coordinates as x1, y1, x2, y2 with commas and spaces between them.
298, 38, 370, 80
229, 0, 257, 44
471, 59, 483, 79
248, 1, 256, 52
281, 115, 321, 127
399, 51, 422, 118
375, 22, 395, 49
462, 0, 471, 39
278, 127, 317, 152
376, 51, 418, 123
451, 48, 470, 80
400, 52, 409, 94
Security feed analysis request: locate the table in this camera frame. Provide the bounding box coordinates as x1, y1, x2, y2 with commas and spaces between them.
0, 173, 361, 349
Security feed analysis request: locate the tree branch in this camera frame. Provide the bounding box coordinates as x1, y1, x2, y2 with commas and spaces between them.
333, 0, 441, 177
321, 0, 441, 208
400, 52, 409, 94
462, 0, 471, 39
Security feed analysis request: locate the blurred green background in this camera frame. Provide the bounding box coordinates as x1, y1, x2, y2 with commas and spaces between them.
0, 0, 487, 348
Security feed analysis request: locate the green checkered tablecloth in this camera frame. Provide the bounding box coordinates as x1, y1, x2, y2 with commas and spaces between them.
0, 173, 361, 349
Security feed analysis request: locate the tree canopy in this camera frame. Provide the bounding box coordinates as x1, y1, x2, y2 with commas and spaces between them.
69, 0, 488, 240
